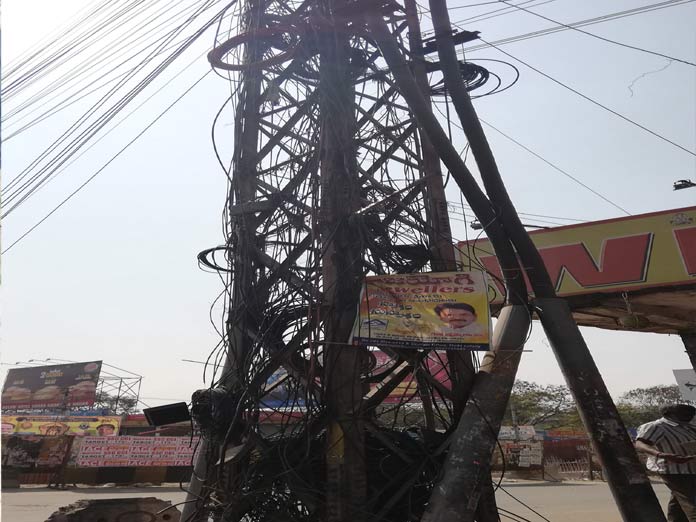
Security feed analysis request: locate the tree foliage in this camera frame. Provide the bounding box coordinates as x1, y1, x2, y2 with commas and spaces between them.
504, 380, 579, 429
618, 385, 683, 410
94, 391, 138, 414
616, 385, 685, 428
503, 382, 687, 430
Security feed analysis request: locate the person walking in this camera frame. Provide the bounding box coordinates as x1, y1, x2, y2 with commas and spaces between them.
636, 404, 696, 522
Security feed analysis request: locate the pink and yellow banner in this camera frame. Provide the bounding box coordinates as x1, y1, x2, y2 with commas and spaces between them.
370, 350, 451, 403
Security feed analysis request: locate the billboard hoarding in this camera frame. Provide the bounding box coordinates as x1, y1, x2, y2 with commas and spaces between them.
458, 206, 696, 303
491, 441, 543, 469
1, 415, 121, 436
498, 425, 537, 441
351, 271, 491, 351
2, 361, 102, 410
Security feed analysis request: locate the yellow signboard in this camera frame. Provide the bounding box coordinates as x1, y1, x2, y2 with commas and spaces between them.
351, 271, 490, 350
457, 206, 696, 303
1, 415, 121, 436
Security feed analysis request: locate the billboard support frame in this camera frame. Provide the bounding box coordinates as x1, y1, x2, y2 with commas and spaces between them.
2, 360, 142, 416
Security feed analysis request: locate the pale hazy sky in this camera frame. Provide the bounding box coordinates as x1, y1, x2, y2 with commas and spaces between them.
2, 0, 695, 408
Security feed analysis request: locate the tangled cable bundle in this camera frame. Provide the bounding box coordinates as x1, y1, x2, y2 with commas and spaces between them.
192, 1, 530, 520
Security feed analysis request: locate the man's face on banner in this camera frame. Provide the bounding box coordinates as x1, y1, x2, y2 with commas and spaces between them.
437, 307, 476, 329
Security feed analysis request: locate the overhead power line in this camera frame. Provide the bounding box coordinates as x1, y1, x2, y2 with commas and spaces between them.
481, 38, 696, 157
498, 0, 696, 66
462, 0, 696, 53
447, 0, 559, 26
431, 95, 632, 216
478, 119, 632, 216
446, 0, 539, 9
3, 0, 116, 81
446, 200, 587, 223
419, 0, 559, 37
1, 71, 212, 255
3, 0, 206, 129
2, 0, 230, 218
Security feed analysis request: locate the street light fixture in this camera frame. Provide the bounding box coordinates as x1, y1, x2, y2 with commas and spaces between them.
469, 220, 549, 230
674, 179, 696, 191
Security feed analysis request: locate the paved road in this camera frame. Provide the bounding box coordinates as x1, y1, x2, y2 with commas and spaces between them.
1, 481, 674, 522
496, 480, 672, 522
2, 486, 187, 522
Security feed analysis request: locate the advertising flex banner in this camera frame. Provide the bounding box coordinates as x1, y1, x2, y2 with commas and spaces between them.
260, 367, 306, 409
458, 206, 696, 302
351, 271, 490, 350
2, 361, 102, 410
491, 441, 543, 469
1, 435, 73, 469
370, 350, 451, 403
1, 415, 121, 436
75, 436, 198, 467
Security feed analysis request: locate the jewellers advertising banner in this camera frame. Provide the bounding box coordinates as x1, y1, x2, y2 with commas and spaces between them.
351, 271, 490, 350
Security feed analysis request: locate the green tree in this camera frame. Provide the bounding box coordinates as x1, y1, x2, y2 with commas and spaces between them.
94, 391, 139, 414
616, 384, 685, 428
504, 380, 580, 429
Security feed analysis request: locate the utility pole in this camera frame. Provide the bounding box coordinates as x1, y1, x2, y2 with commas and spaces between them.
318, 2, 367, 520
423, 1, 665, 520
367, 2, 665, 520
182, 0, 264, 519
365, 11, 531, 522
402, 5, 501, 519
510, 402, 519, 441
184, 2, 660, 521
403, 0, 474, 427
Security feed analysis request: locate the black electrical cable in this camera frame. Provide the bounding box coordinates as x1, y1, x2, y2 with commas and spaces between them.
1, 71, 212, 255
498, 0, 696, 67
4, 1, 209, 132
3, 0, 233, 217
478, 118, 632, 216
480, 38, 695, 157
429, 94, 632, 216
461, 0, 696, 53
445, 0, 559, 28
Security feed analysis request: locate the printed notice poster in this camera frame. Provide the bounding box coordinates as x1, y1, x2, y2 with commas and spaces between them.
75, 436, 199, 467
351, 271, 490, 350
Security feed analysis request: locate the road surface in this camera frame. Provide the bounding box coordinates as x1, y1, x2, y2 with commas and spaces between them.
1, 481, 674, 522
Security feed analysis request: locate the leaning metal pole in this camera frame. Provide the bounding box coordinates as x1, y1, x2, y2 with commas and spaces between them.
402, 2, 508, 520
365, 12, 531, 522
403, 0, 475, 428
425, 1, 666, 520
